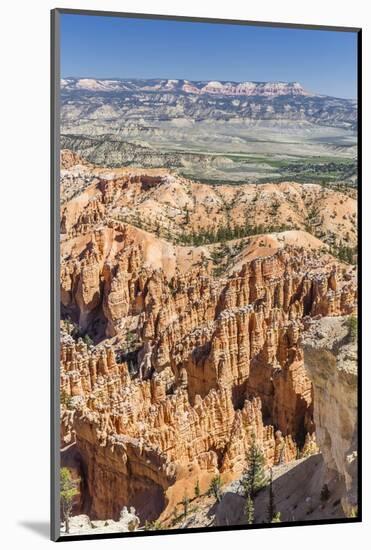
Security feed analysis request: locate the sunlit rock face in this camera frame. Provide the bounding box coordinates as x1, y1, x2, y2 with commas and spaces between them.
303, 316, 358, 515
60, 153, 357, 524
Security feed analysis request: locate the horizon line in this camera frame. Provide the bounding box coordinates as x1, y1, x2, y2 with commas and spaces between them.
60, 76, 357, 100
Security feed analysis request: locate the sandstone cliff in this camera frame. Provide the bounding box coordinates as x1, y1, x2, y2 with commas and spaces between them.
60, 244, 356, 523
302, 316, 358, 515
59, 155, 357, 527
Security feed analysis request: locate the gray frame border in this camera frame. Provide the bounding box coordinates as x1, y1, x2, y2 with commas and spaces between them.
51, 8, 61, 543
51, 8, 362, 542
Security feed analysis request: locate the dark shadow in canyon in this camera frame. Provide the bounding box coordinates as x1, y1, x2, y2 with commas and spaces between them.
61, 443, 167, 525
61, 443, 92, 515
215, 453, 344, 527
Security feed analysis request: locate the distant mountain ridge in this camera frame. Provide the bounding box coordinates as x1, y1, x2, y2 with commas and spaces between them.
62, 77, 315, 98
61, 76, 357, 179
61, 76, 357, 132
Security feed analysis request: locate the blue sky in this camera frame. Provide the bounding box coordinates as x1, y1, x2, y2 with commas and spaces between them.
61, 14, 358, 99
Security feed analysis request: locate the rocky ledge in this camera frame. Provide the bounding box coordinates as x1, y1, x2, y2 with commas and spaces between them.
61, 506, 140, 536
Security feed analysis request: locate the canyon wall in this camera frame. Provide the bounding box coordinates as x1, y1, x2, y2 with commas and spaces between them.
303, 316, 358, 515
59, 158, 357, 525
60, 239, 356, 522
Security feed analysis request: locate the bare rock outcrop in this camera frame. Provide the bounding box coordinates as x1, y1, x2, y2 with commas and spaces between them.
59, 157, 358, 527
302, 316, 358, 514
60, 162, 357, 247
60, 246, 356, 523
61, 506, 140, 536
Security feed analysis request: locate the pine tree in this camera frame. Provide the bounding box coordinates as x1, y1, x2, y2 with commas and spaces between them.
208, 475, 222, 502
346, 315, 357, 341
242, 438, 267, 498
83, 333, 93, 347
272, 512, 281, 523
245, 495, 255, 525
181, 493, 189, 517
145, 520, 164, 530
60, 468, 79, 534
60, 390, 73, 409
194, 479, 201, 498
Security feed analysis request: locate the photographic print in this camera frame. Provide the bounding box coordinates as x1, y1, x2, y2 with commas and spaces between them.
52, 9, 360, 540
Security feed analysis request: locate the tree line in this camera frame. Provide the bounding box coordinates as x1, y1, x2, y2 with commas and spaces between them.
329, 242, 356, 264
177, 223, 292, 246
